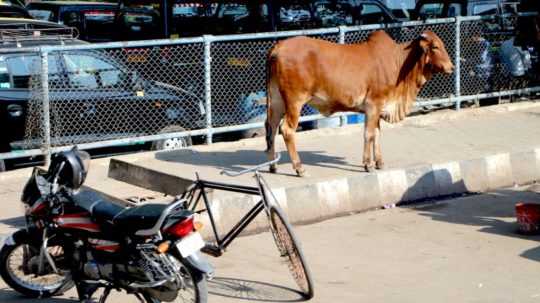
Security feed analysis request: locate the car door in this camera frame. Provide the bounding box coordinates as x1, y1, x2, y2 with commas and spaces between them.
0, 53, 61, 151
57, 50, 194, 141
56, 50, 143, 141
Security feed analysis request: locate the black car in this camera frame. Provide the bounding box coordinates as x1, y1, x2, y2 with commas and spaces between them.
0, 20, 205, 171
26, 1, 118, 42
413, 0, 520, 19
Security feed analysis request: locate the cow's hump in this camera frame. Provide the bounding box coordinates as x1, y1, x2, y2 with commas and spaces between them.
366, 30, 395, 47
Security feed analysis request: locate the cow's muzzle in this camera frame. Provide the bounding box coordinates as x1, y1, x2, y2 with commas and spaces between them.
443, 62, 455, 74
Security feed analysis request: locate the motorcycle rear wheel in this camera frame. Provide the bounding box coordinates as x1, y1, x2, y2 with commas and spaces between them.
0, 234, 74, 298
143, 257, 208, 303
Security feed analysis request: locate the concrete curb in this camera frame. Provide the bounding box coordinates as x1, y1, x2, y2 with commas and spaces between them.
134, 148, 540, 239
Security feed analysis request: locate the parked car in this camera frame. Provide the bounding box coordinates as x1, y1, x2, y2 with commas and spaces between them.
0, 0, 32, 19
26, 1, 118, 42
413, 0, 520, 19
0, 19, 205, 171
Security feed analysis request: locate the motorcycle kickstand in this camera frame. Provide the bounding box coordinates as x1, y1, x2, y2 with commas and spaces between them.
133, 292, 146, 303
98, 286, 113, 303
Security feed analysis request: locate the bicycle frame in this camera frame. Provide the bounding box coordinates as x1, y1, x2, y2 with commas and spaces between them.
181, 155, 281, 257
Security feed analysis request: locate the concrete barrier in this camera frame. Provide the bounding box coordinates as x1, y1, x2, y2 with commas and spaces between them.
110, 147, 539, 240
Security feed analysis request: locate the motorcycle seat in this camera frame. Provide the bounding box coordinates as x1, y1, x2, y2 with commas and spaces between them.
72, 190, 168, 233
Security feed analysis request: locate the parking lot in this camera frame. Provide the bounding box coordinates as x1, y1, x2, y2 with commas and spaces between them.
0, 184, 538, 302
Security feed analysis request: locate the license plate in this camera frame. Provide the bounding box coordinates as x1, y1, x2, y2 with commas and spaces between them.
176, 232, 205, 258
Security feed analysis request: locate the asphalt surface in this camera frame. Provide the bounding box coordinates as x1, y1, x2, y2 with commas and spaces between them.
1, 184, 540, 303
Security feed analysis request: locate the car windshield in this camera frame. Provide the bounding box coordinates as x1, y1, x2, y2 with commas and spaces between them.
384, 0, 414, 19
473, 3, 498, 15
28, 8, 56, 21
314, 1, 354, 26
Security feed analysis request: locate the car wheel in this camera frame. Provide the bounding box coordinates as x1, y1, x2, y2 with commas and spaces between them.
151, 125, 193, 151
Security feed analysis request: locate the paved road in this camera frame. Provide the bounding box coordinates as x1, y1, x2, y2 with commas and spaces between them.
1, 185, 540, 302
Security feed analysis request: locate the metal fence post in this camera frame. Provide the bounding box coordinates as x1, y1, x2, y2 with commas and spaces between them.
203, 35, 213, 144
454, 16, 462, 110
338, 26, 347, 127
40, 49, 52, 166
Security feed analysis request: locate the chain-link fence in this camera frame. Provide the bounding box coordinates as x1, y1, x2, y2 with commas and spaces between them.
1, 15, 539, 166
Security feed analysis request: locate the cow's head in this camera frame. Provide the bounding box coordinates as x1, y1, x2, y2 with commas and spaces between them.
419, 30, 454, 74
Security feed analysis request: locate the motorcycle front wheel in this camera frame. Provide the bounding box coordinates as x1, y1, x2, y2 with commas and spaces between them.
143, 256, 208, 303
0, 233, 74, 298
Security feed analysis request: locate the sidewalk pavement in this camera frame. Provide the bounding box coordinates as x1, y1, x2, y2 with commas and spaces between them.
106, 102, 540, 233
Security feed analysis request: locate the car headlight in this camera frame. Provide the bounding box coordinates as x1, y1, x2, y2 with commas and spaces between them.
7, 104, 23, 118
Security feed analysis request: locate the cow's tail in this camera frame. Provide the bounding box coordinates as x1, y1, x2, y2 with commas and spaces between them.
265, 45, 279, 152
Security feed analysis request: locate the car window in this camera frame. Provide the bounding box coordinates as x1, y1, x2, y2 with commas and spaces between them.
418, 3, 444, 18
28, 8, 56, 21
448, 4, 462, 17
0, 60, 10, 89
218, 3, 248, 19
502, 3, 519, 14
172, 2, 201, 17
63, 53, 123, 89
121, 0, 160, 25
280, 4, 312, 23
0, 55, 59, 89
473, 3, 498, 15
359, 4, 388, 24
314, 1, 354, 26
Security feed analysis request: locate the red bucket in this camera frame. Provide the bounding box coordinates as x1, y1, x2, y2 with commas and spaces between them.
515, 203, 540, 234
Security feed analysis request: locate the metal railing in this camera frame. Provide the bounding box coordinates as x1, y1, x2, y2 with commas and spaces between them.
1, 14, 538, 166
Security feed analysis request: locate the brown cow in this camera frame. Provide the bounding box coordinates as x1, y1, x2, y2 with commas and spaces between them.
265, 30, 454, 177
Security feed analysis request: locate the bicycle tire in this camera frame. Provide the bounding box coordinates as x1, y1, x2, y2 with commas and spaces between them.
268, 206, 314, 299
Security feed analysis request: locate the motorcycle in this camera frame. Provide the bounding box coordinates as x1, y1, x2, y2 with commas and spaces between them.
0, 147, 213, 302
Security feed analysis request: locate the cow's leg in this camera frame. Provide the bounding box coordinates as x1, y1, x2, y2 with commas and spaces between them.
265, 82, 285, 173
363, 111, 379, 172
374, 119, 384, 170
281, 102, 305, 177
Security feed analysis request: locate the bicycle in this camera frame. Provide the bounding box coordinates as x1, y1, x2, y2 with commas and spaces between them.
179, 153, 315, 299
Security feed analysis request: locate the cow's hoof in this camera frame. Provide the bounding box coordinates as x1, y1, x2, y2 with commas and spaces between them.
296, 168, 307, 177
376, 161, 385, 170
269, 164, 277, 174
364, 164, 375, 173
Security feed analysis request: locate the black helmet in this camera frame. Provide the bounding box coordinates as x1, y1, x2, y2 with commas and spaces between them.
48, 147, 91, 190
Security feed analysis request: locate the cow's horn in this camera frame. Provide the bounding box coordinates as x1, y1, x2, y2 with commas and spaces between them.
420, 32, 429, 39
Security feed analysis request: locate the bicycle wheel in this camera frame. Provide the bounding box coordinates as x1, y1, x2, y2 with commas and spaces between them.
268, 206, 314, 299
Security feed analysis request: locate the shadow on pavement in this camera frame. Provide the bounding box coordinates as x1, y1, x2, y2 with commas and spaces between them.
402, 170, 540, 262
0, 289, 75, 303
208, 276, 305, 302
0, 216, 25, 229
155, 149, 364, 174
